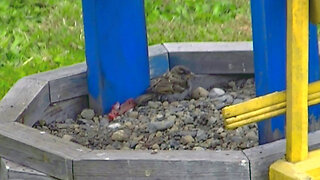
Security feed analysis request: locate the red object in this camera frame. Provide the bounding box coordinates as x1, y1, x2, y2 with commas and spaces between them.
108, 99, 136, 121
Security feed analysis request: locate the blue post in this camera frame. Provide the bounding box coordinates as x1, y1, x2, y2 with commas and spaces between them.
81, 0, 150, 114
250, 0, 320, 144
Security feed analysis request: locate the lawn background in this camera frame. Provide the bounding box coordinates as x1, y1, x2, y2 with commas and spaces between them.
0, 0, 251, 99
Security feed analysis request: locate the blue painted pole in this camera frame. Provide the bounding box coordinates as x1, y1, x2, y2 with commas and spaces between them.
250, 0, 320, 144
81, 0, 150, 114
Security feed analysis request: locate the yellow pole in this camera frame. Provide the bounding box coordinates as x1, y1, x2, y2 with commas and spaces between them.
286, 0, 309, 162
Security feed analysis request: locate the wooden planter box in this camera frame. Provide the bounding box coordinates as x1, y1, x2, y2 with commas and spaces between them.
1, 42, 320, 180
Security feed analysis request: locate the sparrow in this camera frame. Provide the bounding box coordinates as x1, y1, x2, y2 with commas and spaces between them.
135, 65, 194, 105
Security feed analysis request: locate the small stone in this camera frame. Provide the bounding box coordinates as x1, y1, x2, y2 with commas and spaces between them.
155, 131, 163, 137
128, 111, 139, 119
62, 134, 73, 141
148, 101, 159, 109
100, 118, 109, 127
108, 123, 121, 129
124, 121, 133, 129
111, 130, 128, 141
167, 115, 176, 121
163, 101, 169, 107
183, 115, 194, 124
93, 117, 99, 124
147, 120, 175, 133
80, 109, 95, 120
192, 87, 209, 99
196, 129, 208, 142
181, 135, 194, 145
217, 127, 224, 134
193, 146, 205, 151
152, 144, 160, 150
209, 88, 225, 98
246, 131, 258, 141
135, 144, 143, 150
169, 139, 180, 149
151, 149, 158, 154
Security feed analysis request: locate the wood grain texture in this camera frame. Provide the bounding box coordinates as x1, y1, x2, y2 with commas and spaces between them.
0, 78, 49, 125
244, 130, 320, 180
49, 73, 87, 103
27, 63, 88, 104
0, 122, 91, 180
41, 96, 88, 124
74, 150, 250, 180
2, 158, 55, 180
28, 63, 87, 82
0, 157, 8, 180
164, 42, 254, 74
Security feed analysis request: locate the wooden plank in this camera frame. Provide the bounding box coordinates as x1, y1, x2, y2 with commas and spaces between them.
164, 42, 254, 74
27, 63, 87, 82
244, 130, 320, 180
49, 73, 88, 103
41, 96, 88, 124
74, 150, 250, 180
27, 63, 88, 104
148, 44, 169, 79
2, 159, 55, 180
0, 122, 91, 180
0, 78, 50, 125
1, 157, 8, 180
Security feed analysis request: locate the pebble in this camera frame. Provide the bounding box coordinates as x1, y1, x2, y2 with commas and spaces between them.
192, 87, 209, 99
148, 120, 175, 133
111, 130, 128, 141
108, 123, 121, 129
181, 135, 194, 145
62, 134, 73, 141
152, 144, 160, 150
209, 88, 225, 98
128, 111, 139, 119
80, 109, 95, 120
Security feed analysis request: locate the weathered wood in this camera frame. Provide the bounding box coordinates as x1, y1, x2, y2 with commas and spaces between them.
164, 42, 254, 74
0, 78, 50, 125
1, 157, 8, 180
41, 96, 88, 124
0, 122, 91, 180
244, 130, 320, 180
2, 158, 55, 180
49, 73, 87, 103
28, 63, 87, 82
148, 44, 169, 79
74, 150, 250, 180
27, 63, 88, 104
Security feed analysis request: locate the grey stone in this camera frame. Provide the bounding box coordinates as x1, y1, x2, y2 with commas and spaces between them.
209, 88, 225, 98
196, 129, 208, 141
128, 111, 139, 119
181, 135, 194, 145
147, 119, 175, 133
111, 130, 129, 141
81, 109, 95, 120
191, 87, 209, 99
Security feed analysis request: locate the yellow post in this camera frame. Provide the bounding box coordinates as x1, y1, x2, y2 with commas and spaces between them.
286, 0, 309, 162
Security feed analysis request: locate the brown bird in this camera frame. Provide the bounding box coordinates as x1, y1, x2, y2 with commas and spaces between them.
135, 65, 194, 105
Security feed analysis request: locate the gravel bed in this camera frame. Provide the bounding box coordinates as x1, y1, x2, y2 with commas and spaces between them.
34, 78, 258, 151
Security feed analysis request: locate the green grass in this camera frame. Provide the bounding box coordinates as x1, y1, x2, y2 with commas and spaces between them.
0, 0, 251, 99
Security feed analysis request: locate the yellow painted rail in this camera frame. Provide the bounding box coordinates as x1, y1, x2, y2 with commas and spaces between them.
223, 82, 320, 129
